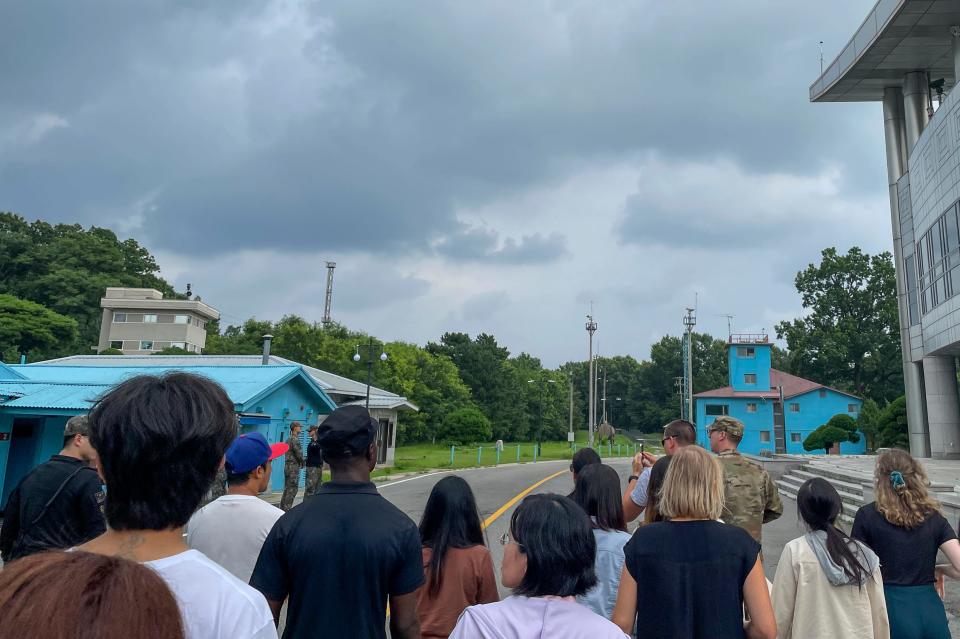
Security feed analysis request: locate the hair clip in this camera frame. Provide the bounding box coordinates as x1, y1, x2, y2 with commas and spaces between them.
889, 470, 906, 489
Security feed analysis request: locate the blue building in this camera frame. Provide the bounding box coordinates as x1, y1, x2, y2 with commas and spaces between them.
694, 335, 865, 456
0, 360, 338, 507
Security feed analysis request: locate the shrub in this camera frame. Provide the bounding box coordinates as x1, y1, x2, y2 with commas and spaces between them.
438, 407, 493, 445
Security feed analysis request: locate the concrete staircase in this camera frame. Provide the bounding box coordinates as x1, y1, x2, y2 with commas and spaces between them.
777, 462, 868, 524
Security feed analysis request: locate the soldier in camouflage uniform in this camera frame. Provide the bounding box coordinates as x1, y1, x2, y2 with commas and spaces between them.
304, 425, 323, 497
707, 415, 782, 543
280, 421, 305, 511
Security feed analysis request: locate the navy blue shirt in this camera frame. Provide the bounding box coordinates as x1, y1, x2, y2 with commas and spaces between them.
624, 520, 760, 639
250, 481, 423, 639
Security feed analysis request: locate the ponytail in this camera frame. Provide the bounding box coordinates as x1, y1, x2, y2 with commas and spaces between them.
797, 478, 870, 586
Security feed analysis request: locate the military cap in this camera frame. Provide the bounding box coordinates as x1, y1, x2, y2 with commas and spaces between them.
708, 415, 744, 438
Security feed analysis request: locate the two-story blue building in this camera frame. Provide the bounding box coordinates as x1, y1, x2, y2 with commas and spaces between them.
694, 335, 865, 456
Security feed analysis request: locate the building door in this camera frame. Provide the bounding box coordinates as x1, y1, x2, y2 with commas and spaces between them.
772, 402, 786, 454
377, 418, 392, 464
1, 418, 42, 510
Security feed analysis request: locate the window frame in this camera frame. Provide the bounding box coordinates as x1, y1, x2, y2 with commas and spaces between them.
759, 431, 772, 443
788, 403, 800, 413
743, 373, 757, 385
705, 404, 729, 416
745, 403, 758, 413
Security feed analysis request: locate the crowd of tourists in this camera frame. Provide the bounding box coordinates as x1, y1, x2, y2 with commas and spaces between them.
0, 372, 959, 638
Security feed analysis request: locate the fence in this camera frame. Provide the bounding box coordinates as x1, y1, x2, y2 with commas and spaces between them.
439, 441, 642, 470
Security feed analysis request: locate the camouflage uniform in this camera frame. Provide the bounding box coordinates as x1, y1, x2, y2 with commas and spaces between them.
709, 416, 783, 543
305, 467, 322, 497
280, 432, 305, 511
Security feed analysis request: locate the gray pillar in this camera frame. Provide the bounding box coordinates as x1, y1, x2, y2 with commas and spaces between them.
903, 71, 931, 153
952, 27, 960, 84
883, 87, 931, 456
922, 356, 960, 459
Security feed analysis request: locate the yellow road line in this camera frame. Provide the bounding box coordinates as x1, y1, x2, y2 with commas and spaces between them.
481, 470, 566, 530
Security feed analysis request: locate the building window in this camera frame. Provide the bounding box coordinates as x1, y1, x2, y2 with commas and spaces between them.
759, 431, 771, 443
789, 403, 800, 413
113, 313, 127, 323
791, 433, 801, 443
143, 314, 158, 323
174, 314, 190, 324
110, 340, 123, 350
170, 341, 186, 350
746, 403, 757, 413
744, 374, 757, 384
705, 405, 729, 416
737, 346, 755, 358
139, 340, 154, 351
818, 389, 827, 398
848, 404, 858, 413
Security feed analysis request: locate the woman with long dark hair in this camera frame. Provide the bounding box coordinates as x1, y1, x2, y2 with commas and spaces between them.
417, 476, 498, 638
853, 449, 960, 639
643, 455, 672, 525
770, 478, 888, 638
570, 463, 631, 619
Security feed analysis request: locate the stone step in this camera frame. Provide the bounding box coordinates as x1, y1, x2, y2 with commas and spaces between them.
801, 463, 873, 487
778, 472, 863, 506
777, 479, 856, 523
791, 469, 865, 496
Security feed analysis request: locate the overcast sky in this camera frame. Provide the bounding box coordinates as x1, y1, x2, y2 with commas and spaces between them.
1, 1, 893, 367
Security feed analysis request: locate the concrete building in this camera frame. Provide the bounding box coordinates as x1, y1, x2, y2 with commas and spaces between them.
31, 354, 418, 467
97, 287, 220, 354
0, 361, 338, 507
695, 335, 865, 456
812, 1, 960, 458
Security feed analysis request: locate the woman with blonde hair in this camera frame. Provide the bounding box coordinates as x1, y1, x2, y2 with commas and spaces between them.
612, 446, 776, 639
852, 448, 960, 639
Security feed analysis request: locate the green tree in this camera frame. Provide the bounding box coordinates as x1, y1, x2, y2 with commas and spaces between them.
776, 247, 902, 403
803, 414, 861, 453
877, 395, 909, 449
152, 346, 196, 355
857, 398, 882, 452
438, 407, 492, 445
0, 294, 78, 362
0, 212, 177, 352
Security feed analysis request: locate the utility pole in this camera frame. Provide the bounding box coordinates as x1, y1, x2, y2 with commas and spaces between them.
682, 307, 696, 425
601, 368, 607, 422
322, 261, 336, 328
674, 376, 683, 417
568, 378, 574, 448
585, 312, 597, 447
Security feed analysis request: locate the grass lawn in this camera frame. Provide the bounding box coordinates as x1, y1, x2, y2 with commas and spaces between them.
371, 430, 664, 477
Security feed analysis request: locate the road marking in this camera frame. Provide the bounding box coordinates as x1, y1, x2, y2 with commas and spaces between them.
481, 469, 566, 530
377, 470, 451, 489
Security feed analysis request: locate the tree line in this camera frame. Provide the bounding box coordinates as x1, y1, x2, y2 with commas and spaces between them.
0, 212, 915, 447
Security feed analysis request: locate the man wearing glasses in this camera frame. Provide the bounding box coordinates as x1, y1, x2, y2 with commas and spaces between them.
0, 415, 106, 561
621, 419, 696, 522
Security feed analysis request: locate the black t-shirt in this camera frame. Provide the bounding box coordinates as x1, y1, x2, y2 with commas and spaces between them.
624, 520, 760, 639
250, 481, 424, 639
0, 455, 105, 561
851, 501, 957, 586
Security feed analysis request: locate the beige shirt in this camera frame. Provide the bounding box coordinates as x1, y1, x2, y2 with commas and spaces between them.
770, 536, 890, 639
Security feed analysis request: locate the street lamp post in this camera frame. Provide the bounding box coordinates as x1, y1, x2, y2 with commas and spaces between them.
586, 314, 597, 447
528, 377, 557, 456
352, 339, 388, 409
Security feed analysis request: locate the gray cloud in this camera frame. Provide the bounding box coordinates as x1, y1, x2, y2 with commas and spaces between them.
434, 225, 567, 264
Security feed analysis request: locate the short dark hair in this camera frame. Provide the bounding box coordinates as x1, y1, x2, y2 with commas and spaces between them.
62, 434, 76, 448
226, 463, 266, 487
663, 419, 696, 445
570, 447, 601, 475
89, 373, 237, 531
570, 464, 626, 532
509, 494, 597, 597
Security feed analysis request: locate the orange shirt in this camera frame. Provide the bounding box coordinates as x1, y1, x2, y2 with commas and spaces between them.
417, 544, 500, 639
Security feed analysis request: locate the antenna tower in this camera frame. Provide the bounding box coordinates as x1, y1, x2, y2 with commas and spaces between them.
681, 307, 697, 425
322, 262, 337, 327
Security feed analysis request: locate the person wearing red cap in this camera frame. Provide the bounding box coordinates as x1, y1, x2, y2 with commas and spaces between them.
187, 433, 288, 583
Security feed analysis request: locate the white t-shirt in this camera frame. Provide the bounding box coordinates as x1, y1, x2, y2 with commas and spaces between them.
147, 549, 277, 639
187, 495, 284, 583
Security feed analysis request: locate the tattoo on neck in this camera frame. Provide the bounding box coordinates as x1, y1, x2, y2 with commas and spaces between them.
116, 533, 146, 559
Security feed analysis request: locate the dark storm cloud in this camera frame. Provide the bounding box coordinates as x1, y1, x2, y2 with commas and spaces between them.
1, 0, 883, 259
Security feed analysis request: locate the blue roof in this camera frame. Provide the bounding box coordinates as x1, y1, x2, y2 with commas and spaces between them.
1, 364, 337, 413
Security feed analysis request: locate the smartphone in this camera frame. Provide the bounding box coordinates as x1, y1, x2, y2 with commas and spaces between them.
640, 442, 644, 456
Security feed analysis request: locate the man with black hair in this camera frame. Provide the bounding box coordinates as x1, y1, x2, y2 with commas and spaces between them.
250, 405, 423, 639
0, 415, 105, 561
77, 373, 277, 639
188, 432, 288, 582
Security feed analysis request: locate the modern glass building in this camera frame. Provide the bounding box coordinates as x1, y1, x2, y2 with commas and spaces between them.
811, 0, 960, 458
